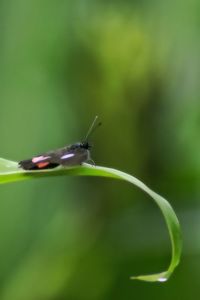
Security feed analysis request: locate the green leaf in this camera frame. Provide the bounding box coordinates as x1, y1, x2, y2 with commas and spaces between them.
0, 157, 182, 282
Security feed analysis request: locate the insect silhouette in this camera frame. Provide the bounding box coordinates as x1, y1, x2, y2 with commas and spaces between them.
19, 116, 101, 170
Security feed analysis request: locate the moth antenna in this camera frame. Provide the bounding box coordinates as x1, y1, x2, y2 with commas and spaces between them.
84, 116, 101, 141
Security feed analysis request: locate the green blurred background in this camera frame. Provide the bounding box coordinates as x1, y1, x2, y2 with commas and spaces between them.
0, 0, 199, 299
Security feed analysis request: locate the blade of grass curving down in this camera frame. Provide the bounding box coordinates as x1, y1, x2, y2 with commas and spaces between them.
0, 157, 182, 282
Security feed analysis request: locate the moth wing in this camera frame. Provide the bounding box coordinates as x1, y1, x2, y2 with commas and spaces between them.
59, 148, 89, 166
19, 153, 59, 170
19, 146, 90, 170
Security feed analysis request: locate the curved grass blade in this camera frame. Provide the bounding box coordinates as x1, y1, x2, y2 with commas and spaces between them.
0, 158, 182, 282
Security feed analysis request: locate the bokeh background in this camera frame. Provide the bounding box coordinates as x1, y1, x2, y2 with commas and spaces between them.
0, 0, 199, 299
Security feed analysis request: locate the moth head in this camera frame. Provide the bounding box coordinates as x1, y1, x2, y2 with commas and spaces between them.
69, 142, 91, 150
80, 142, 91, 150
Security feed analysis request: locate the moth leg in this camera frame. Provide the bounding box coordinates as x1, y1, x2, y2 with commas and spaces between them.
85, 159, 95, 166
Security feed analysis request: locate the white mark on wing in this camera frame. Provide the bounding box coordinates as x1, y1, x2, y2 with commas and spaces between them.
32, 156, 51, 163
61, 153, 74, 160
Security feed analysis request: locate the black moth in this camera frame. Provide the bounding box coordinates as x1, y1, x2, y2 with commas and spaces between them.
19, 116, 101, 170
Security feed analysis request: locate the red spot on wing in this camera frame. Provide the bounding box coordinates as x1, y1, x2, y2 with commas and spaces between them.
36, 162, 50, 169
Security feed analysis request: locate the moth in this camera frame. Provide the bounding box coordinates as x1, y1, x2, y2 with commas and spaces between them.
19, 116, 101, 170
